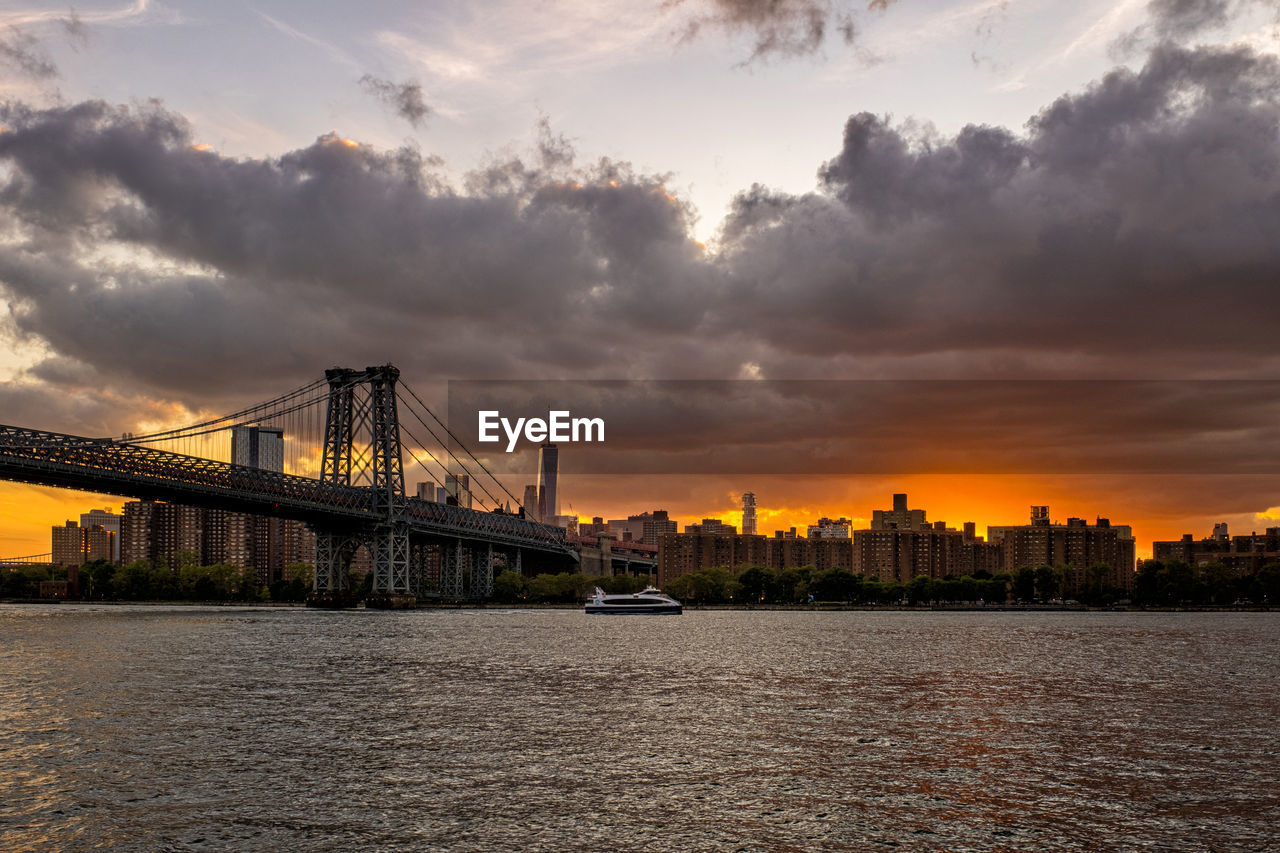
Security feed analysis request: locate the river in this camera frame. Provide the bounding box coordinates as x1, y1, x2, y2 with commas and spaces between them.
1, 606, 1276, 851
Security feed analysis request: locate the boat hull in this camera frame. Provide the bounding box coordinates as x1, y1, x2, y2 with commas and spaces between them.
585, 603, 682, 615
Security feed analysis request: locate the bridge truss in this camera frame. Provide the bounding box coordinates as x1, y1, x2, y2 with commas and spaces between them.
0, 365, 577, 605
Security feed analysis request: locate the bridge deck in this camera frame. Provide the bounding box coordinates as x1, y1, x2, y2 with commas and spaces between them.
0, 424, 574, 557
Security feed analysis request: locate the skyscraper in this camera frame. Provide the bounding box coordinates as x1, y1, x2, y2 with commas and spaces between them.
445, 474, 471, 508
522, 484, 541, 522
742, 492, 757, 536
231, 425, 284, 472
537, 443, 558, 521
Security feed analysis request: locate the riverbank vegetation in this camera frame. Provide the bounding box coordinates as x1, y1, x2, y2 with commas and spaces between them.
5, 555, 1275, 608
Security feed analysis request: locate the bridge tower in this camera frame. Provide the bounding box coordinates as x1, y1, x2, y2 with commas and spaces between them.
310, 365, 412, 607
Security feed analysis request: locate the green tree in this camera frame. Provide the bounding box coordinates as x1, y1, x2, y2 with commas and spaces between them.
1013, 567, 1036, 602
906, 575, 933, 606
80, 559, 116, 600
1033, 565, 1060, 601
774, 567, 812, 604
735, 566, 774, 604
493, 569, 527, 602
117, 560, 153, 600
982, 574, 1010, 604
810, 567, 858, 602
1250, 564, 1280, 603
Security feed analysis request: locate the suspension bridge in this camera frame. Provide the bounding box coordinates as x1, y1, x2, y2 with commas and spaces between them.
0, 365, 578, 607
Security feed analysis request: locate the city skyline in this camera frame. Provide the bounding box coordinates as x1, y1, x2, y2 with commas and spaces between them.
2, 1, 1280, 558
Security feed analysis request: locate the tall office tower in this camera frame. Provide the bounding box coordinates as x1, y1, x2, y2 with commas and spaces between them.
741, 492, 757, 536
537, 443, 558, 521
523, 484, 541, 522
80, 508, 122, 563
445, 474, 472, 508
231, 425, 284, 472
416, 481, 437, 502
1212, 522, 1229, 541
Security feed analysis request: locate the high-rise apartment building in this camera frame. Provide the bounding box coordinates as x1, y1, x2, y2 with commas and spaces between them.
871, 493, 930, 531
640, 510, 678, 545
685, 518, 736, 535
741, 492, 757, 536
1152, 526, 1280, 574
80, 508, 122, 563
231, 425, 285, 472
121, 501, 203, 566
807, 517, 852, 539
988, 507, 1135, 593
51, 521, 115, 566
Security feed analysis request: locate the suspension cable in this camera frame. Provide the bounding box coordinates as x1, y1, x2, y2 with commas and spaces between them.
398, 423, 487, 508
126, 377, 329, 442
397, 381, 523, 508
397, 407, 501, 510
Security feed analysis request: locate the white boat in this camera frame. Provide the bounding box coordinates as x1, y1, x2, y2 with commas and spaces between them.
585, 586, 682, 615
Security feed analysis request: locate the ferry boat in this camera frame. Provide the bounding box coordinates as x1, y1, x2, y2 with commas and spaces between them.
585, 586, 682, 615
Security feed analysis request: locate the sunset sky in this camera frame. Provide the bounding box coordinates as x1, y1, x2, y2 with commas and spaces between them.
2, 0, 1279, 559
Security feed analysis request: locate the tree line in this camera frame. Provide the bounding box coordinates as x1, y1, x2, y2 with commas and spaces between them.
1134, 560, 1278, 606
7, 555, 1275, 607
1, 552, 322, 603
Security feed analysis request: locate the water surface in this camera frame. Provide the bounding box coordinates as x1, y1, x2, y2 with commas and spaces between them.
1, 606, 1276, 851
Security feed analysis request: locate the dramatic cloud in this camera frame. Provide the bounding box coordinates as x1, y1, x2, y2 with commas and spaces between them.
0, 26, 57, 79
1145, 0, 1276, 40
670, 0, 897, 61
0, 43, 1278, 454
358, 74, 431, 128
717, 43, 1280, 367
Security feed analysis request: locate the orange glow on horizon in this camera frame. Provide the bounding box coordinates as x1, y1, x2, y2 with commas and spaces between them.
6, 474, 1278, 562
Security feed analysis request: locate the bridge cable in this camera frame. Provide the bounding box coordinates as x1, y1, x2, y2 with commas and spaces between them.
396, 412, 500, 511
124, 377, 329, 443
395, 390, 512, 511
397, 381, 524, 508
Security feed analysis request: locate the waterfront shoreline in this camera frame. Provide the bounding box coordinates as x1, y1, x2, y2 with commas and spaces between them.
1, 599, 1272, 613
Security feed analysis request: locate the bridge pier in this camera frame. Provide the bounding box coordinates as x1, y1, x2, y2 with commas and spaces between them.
308, 531, 360, 608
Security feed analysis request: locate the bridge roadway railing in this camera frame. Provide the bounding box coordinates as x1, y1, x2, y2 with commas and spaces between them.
0, 424, 577, 557
0, 424, 372, 519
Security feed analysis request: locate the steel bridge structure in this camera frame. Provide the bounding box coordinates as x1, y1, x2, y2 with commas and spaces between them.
0, 365, 577, 606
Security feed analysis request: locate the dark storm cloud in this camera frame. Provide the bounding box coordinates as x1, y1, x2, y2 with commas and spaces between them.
670, 0, 897, 61
0, 41, 1278, 470
450, 380, 1280, 478
358, 75, 431, 128
0, 26, 58, 79
1117, 1, 1280, 54
0, 99, 716, 420
717, 43, 1280, 364
1146, 0, 1276, 39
